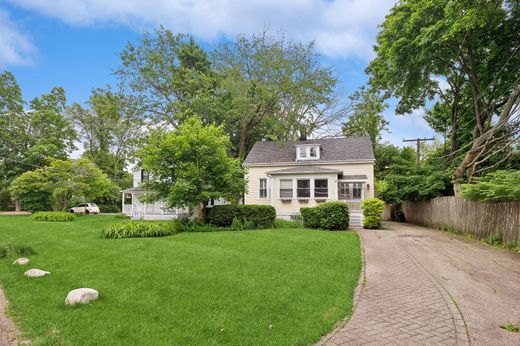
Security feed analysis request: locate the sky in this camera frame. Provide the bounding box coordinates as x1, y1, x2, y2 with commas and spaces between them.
0, 0, 436, 150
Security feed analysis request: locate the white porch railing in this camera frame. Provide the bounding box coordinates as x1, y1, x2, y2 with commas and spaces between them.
346, 201, 362, 212
122, 204, 132, 215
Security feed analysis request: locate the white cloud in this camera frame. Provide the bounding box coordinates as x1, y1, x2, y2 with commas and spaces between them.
0, 9, 36, 67
8, 0, 394, 60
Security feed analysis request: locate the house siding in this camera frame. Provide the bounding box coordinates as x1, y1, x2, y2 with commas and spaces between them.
244, 162, 374, 218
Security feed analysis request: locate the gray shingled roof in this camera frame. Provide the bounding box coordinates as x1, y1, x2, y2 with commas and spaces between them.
266, 167, 343, 175
244, 137, 374, 165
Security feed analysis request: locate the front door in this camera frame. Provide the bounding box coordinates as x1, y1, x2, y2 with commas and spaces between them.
338, 182, 363, 200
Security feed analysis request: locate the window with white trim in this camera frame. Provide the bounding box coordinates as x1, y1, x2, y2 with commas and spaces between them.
297, 179, 311, 198
296, 145, 320, 160
259, 178, 267, 198
314, 179, 328, 198
280, 179, 293, 198
298, 147, 307, 158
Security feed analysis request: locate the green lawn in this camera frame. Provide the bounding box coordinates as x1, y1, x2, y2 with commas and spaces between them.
0, 215, 361, 346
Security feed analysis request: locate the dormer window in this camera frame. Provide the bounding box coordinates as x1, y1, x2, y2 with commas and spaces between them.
296, 145, 320, 160
299, 147, 307, 158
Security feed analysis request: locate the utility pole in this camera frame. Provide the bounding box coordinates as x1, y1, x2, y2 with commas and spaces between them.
403, 137, 435, 165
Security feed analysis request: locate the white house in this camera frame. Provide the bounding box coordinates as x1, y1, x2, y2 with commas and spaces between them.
121, 166, 226, 220
121, 166, 189, 220
242, 137, 375, 227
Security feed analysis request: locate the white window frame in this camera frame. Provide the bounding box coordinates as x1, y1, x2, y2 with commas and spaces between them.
314, 179, 328, 198
279, 179, 293, 199
259, 178, 268, 198
296, 179, 311, 198
296, 145, 320, 160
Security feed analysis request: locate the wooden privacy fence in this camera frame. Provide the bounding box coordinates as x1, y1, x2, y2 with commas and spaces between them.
385, 197, 520, 243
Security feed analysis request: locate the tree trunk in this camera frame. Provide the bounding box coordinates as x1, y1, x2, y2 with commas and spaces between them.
449, 86, 460, 161
15, 200, 21, 212
193, 203, 204, 220
452, 84, 520, 195
238, 119, 255, 160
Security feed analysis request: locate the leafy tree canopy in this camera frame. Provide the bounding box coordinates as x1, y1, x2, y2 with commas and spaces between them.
461, 170, 520, 203
9, 158, 118, 211
0, 71, 77, 191
342, 86, 389, 149
139, 116, 246, 214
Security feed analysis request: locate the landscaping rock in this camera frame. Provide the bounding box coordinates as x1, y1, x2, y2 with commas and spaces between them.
12, 258, 29, 265
24, 269, 50, 277
65, 288, 99, 305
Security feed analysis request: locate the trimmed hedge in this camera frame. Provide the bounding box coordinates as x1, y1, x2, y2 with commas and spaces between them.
208, 205, 276, 228
102, 221, 177, 239
362, 216, 381, 229
31, 211, 75, 222
361, 198, 384, 229
301, 202, 350, 230
300, 207, 320, 228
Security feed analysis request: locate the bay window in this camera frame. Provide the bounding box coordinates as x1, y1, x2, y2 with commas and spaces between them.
297, 179, 310, 198
280, 179, 293, 198
314, 179, 328, 198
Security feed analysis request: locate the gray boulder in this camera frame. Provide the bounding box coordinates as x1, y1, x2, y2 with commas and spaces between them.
65, 288, 99, 305
13, 258, 29, 265
24, 269, 50, 277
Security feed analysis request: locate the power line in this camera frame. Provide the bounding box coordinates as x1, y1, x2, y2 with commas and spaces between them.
402, 137, 435, 165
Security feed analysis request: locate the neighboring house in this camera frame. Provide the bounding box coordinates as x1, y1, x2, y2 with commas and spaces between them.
243, 137, 375, 227
121, 166, 226, 220
121, 166, 188, 220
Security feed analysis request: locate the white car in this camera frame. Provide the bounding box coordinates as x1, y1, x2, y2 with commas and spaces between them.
69, 203, 100, 215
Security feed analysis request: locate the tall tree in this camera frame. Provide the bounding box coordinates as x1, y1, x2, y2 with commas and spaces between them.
368, 0, 520, 194
0, 72, 77, 209
68, 88, 144, 183
342, 86, 389, 149
115, 28, 217, 127
212, 32, 339, 158
139, 116, 245, 218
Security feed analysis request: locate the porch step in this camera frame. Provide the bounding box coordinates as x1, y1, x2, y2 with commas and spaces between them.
350, 213, 363, 228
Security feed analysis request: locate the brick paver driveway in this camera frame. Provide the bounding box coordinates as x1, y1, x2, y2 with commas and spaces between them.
321, 222, 520, 346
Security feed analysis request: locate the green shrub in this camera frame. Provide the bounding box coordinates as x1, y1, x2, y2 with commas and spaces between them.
98, 204, 121, 213
485, 233, 502, 246
461, 170, 520, 202
301, 202, 350, 230
315, 202, 349, 230
0, 242, 36, 258
362, 216, 381, 229
361, 198, 385, 216
208, 205, 276, 228
229, 217, 257, 231
300, 207, 320, 228
102, 221, 177, 239
31, 211, 75, 222
274, 219, 303, 229
361, 198, 384, 229
173, 218, 223, 232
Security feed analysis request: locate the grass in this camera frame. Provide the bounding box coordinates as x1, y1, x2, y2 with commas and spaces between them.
499, 323, 519, 332
274, 219, 303, 228
0, 215, 361, 346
